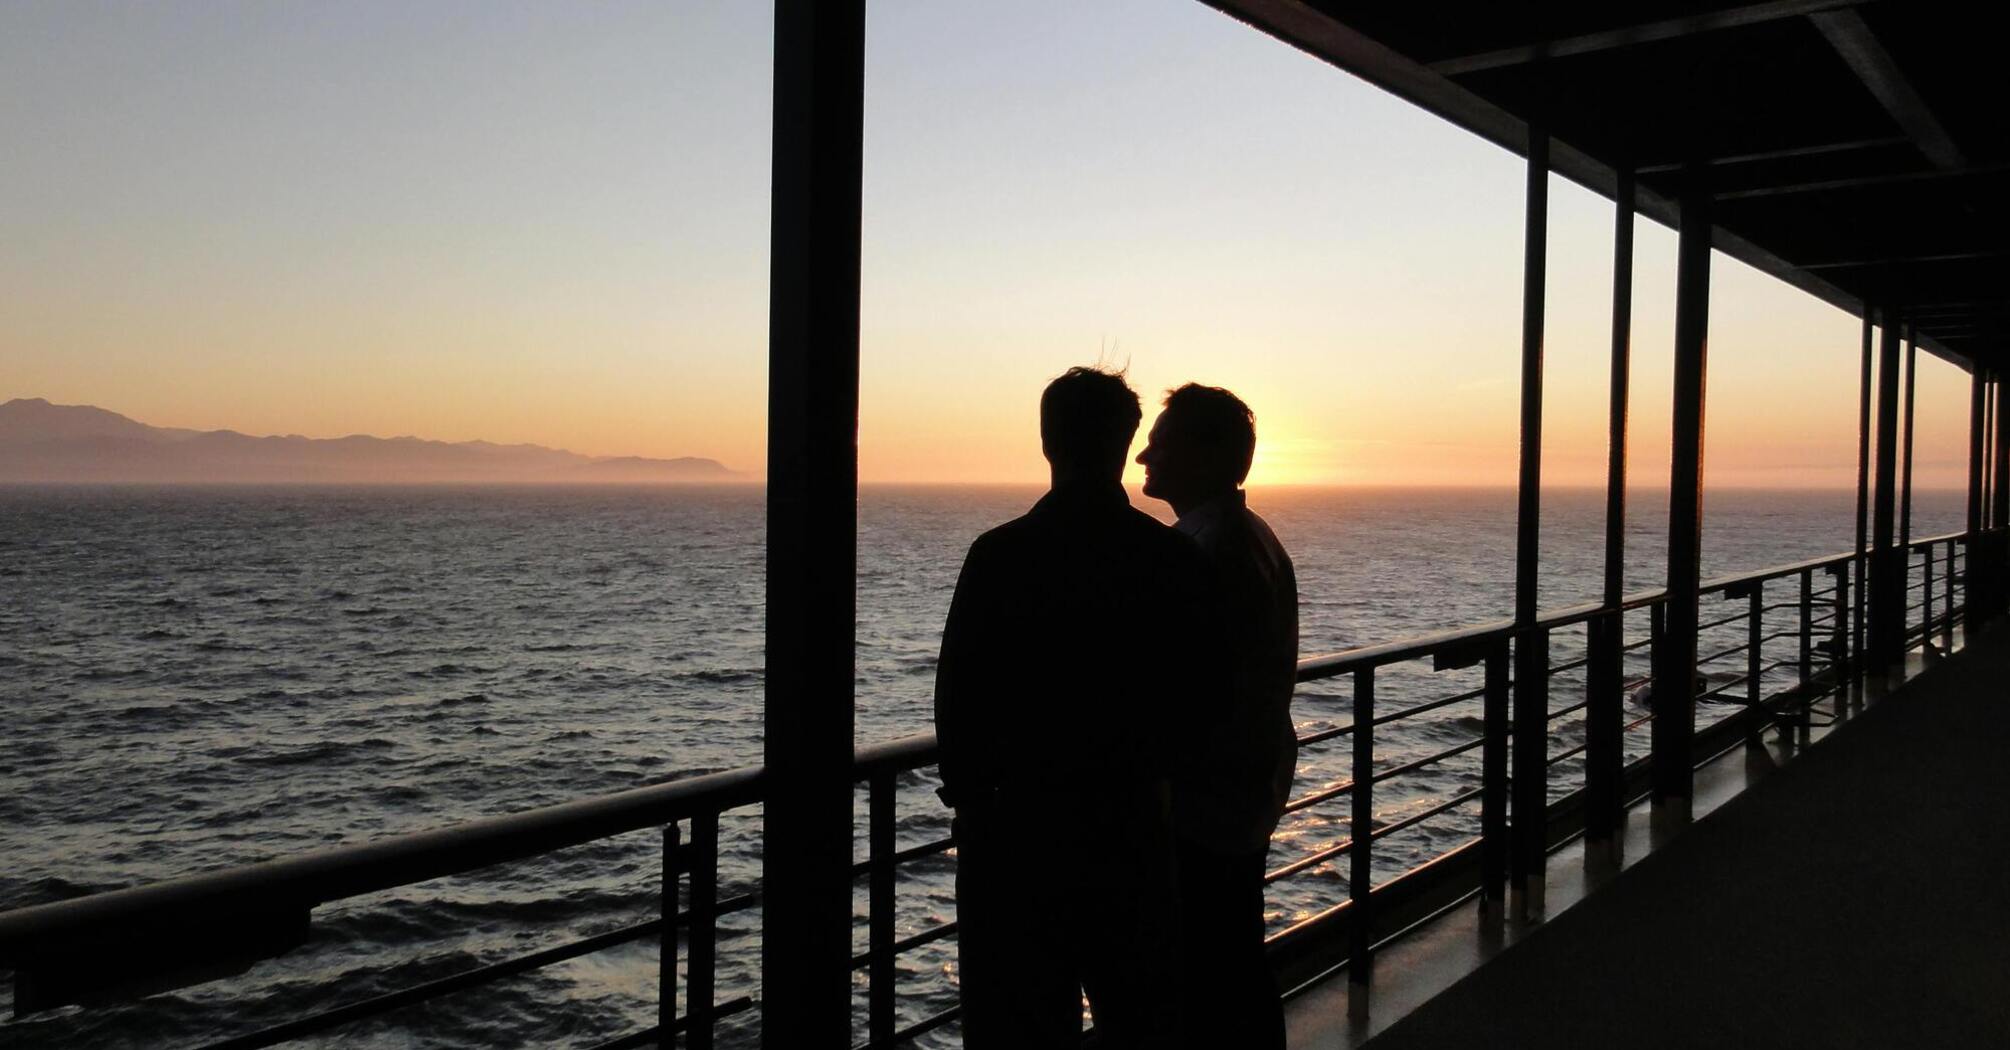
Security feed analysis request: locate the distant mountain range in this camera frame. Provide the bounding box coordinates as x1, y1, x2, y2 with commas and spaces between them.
0, 399, 741, 484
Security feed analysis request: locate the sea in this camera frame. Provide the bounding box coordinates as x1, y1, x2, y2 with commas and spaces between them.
0, 484, 1965, 1049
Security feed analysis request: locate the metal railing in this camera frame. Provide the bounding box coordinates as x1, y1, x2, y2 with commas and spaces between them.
0, 533, 1982, 1048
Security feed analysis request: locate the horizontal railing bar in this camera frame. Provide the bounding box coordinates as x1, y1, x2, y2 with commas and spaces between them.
850, 920, 958, 970
848, 837, 955, 880
1547, 656, 1590, 677
1266, 835, 1355, 884
1283, 778, 1356, 815
1297, 618, 1512, 681
0, 763, 769, 957
1696, 640, 1751, 666
1547, 698, 1589, 722
1371, 736, 1484, 784
1696, 609, 1752, 632
1547, 740, 1588, 767
1296, 722, 1355, 747
585, 997, 757, 1050
1372, 684, 1489, 727
857, 1004, 962, 1050
1368, 788, 1483, 842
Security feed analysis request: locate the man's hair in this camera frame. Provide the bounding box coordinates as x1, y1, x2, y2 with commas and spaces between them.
1040, 366, 1142, 471
1161, 383, 1257, 485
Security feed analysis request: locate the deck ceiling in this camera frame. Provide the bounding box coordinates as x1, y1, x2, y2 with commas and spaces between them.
1205, 1, 2009, 372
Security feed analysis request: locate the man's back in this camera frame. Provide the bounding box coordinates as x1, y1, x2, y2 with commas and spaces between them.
934, 479, 1220, 1049
1173, 491, 1299, 853
935, 480, 1219, 812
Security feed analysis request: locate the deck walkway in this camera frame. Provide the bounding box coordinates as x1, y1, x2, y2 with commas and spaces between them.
1352, 627, 2010, 1048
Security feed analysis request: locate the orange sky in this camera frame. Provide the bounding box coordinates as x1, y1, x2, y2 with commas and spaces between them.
1, 0, 1980, 490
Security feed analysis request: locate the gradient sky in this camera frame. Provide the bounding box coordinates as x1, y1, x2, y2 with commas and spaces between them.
1, 0, 1977, 487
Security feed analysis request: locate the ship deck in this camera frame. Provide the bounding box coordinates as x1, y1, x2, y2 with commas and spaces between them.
1287, 624, 2010, 1048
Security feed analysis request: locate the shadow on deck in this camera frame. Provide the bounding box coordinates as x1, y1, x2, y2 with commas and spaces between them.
1290, 623, 2010, 1049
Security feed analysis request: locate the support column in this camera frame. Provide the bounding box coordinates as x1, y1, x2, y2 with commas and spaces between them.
1992, 372, 2010, 622
1869, 314, 1903, 668
1900, 325, 1916, 551
762, 3, 865, 1045
1851, 310, 1872, 672
1969, 370, 1986, 534
1651, 184, 1709, 807
1585, 168, 1632, 857
1985, 372, 2001, 527
1510, 121, 1549, 916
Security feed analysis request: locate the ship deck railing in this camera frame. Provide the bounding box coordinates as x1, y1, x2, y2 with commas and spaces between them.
0, 528, 1985, 1049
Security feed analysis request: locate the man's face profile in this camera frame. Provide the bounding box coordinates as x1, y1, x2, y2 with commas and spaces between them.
1137, 411, 1205, 504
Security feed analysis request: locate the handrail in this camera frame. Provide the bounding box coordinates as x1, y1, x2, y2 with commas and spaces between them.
0, 763, 768, 960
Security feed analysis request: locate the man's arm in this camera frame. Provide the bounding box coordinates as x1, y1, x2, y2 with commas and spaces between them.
933, 537, 997, 809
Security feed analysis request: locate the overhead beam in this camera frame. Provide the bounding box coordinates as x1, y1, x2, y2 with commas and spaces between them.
1809, 8, 1966, 170
1426, 0, 1865, 76
1799, 249, 2010, 272
1635, 135, 1906, 175
1713, 162, 2010, 201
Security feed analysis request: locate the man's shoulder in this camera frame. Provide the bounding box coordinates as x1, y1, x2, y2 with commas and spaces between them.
1240, 506, 1294, 566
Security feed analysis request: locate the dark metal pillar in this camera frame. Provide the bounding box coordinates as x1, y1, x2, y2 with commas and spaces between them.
1869, 315, 1903, 668
1985, 372, 2001, 527
1900, 325, 1916, 551
1652, 185, 1710, 806
762, 2, 865, 1045
1586, 168, 1632, 854
1510, 120, 1550, 916
1968, 369, 1986, 534
1851, 310, 1872, 670
1992, 372, 2010, 623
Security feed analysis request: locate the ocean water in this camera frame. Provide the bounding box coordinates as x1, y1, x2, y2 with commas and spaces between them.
0, 484, 1965, 1048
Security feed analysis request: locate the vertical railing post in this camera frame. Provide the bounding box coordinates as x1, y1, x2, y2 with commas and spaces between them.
1870, 313, 1903, 669
1994, 371, 2010, 620
1348, 667, 1375, 1018
661, 823, 681, 1050
1852, 309, 1873, 674
1747, 584, 1763, 715
1831, 565, 1849, 694
1923, 544, 1936, 648
1584, 613, 1623, 857
1511, 629, 1550, 921
868, 773, 897, 1047
1510, 117, 1550, 917
1653, 182, 1710, 809
1480, 642, 1510, 915
1900, 328, 1916, 553
1798, 569, 1813, 692
1587, 165, 1633, 864
1944, 539, 1957, 647
690, 813, 719, 1050
764, 2, 866, 1045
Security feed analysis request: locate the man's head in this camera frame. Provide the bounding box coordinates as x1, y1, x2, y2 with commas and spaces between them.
1040, 366, 1142, 483
1137, 383, 1256, 510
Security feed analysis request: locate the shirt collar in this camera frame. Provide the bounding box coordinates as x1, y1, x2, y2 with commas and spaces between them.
1031, 479, 1131, 517
1174, 489, 1246, 538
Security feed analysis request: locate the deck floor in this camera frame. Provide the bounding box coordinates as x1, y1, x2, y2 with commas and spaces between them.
1329, 625, 2010, 1048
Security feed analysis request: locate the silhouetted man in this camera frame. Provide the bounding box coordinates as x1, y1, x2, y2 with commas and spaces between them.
1137, 383, 1298, 1050
935, 367, 1221, 1049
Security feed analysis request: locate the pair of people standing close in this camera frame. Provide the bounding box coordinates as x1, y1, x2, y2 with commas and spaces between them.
935, 367, 1298, 1049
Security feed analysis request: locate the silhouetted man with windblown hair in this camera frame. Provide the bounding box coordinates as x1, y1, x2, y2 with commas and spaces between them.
1138, 383, 1298, 1050
935, 366, 1222, 1049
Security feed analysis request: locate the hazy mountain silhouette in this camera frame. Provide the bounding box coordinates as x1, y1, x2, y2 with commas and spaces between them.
0, 399, 741, 484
